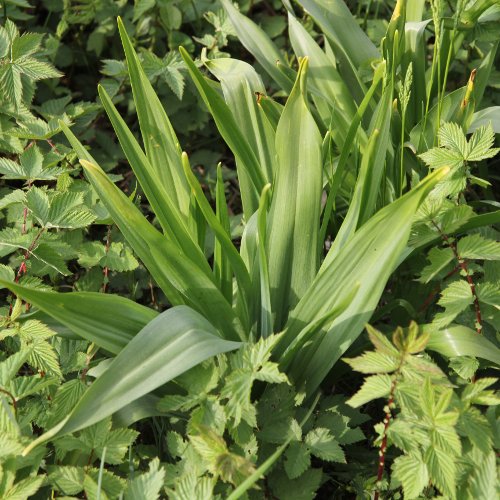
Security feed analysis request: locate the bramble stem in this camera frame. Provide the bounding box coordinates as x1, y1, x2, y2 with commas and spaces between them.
431, 220, 482, 334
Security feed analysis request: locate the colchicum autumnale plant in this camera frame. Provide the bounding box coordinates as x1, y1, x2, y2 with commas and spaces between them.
1, 0, 499, 496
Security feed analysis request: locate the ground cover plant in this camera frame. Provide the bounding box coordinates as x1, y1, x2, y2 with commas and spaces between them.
0, 0, 499, 498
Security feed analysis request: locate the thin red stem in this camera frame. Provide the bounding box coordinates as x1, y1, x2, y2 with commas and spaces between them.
431, 221, 482, 334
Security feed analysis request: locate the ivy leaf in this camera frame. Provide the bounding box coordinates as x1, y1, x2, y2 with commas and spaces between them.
346, 374, 392, 407
284, 441, 311, 479
392, 452, 429, 499
305, 428, 345, 463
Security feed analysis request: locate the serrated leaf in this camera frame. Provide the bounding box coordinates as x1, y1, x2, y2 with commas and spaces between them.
269, 467, 322, 500
392, 453, 429, 499
425, 446, 456, 499
16, 56, 62, 80
87, 468, 126, 498
466, 450, 497, 500
458, 234, 500, 260
449, 356, 479, 380
477, 282, 500, 309
125, 458, 165, 500
11, 33, 43, 58
346, 374, 392, 407
343, 351, 399, 374
419, 246, 455, 283
49, 466, 85, 495
3, 475, 45, 500
365, 324, 399, 356
467, 124, 499, 161
305, 428, 345, 462
434, 280, 473, 327
26, 187, 50, 225
438, 122, 467, 155
419, 147, 463, 169
459, 407, 492, 454
284, 441, 311, 479
101, 242, 139, 272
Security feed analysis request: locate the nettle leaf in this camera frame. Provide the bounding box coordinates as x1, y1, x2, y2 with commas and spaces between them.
305, 428, 345, 463
346, 374, 392, 407
284, 441, 311, 479
392, 452, 429, 499
457, 234, 500, 260
433, 280, 473, 328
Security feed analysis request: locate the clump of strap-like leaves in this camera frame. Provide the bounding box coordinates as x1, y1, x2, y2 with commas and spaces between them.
345, 322, 499, 500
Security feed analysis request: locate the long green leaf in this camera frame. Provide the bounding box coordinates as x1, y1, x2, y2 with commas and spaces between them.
267, 58, 323, 330
78, 158, 244, 342
98, 86, 211, 276
288, 13, 356, 127
205, 58, 276, 184
325, 80, 393, 264
297, 0, 378, 102
214, 164, 233, 302
297, 0, 379, 68
277, 167, 450, 394
0, 280, 156, 354
179, 47, 265, 216
105, 91, 209, 251
181, 153, 252, 332
426, 324, 500, 365
220, 0, 294, 92
318, 61, 385, 253
23, 306, 242, 454
117, 17, 190, 219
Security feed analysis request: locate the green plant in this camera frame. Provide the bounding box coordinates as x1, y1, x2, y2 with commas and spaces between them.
345, 322, 499, 499
0, 1, 499, 497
